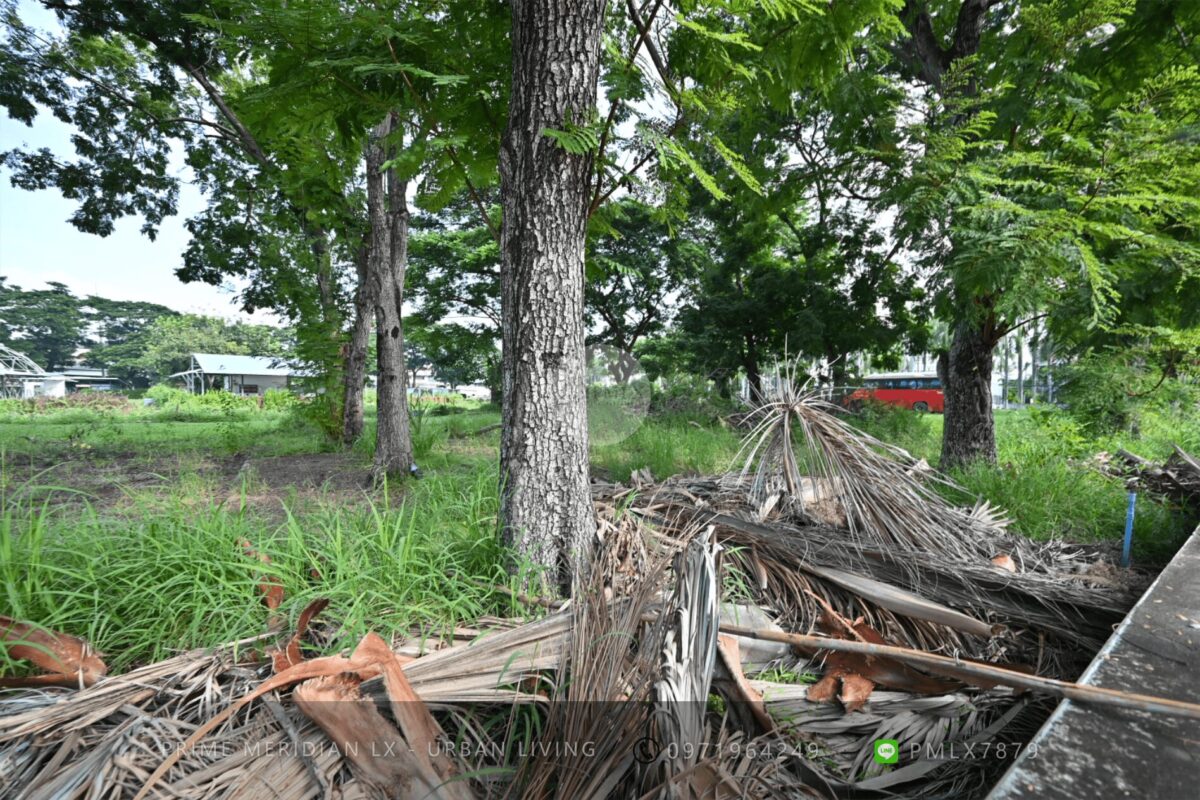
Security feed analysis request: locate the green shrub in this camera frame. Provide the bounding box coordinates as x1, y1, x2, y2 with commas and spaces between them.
145, 384, 191, 406
648, 374, 734, 422
1015, 407, 1092, 464
262, 388, 300, 411
1057, 353, 1138, 434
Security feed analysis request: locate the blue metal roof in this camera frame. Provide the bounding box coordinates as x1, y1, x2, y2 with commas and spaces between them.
192, 353, 292, 376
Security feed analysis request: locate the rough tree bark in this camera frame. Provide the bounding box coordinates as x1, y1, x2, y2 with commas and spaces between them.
367, 115, 413, 479
940, 319, 998, 468
342, 245, 374, 445
500, 0, 605, 591
898, 0, 1004, 465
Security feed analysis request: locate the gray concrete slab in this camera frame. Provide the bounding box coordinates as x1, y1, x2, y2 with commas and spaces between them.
989, 526, 1200, 799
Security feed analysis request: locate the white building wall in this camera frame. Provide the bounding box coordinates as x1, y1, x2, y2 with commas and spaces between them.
221, 374, 289, 395
37, 376, 67, 398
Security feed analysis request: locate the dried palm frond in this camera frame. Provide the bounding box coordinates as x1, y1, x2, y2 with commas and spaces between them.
0, 616, 108, 688
505, 527, 680, 799
596, 474, 1135, 677
735, 358, 1015, 563
399, 610, 571, 703
644, 529, 721, 797
0, 645, 248, 745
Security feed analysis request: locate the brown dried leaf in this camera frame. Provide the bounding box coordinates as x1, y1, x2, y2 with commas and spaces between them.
270, 598, 330, 672
804, 613, 960, 706
716, 635, 774, 732
354, 632, 466, 796
294, 673, 435, 799
0, 616, 107, 687
991, 554, 1017, 573
838, 673, 876, 713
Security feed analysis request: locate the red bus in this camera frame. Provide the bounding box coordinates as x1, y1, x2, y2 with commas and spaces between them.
845, 372, 944, 413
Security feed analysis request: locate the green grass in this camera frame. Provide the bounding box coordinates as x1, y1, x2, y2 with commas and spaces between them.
851, 404, 1199, 562
591, 415, 742, 482
0, 462, 514, 672
0, 414, 330, 459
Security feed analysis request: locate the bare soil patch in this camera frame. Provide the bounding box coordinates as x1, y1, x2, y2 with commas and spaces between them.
4, 450, 374, 509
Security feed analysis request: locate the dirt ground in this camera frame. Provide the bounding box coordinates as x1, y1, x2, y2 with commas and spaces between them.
2, 449, 376, 510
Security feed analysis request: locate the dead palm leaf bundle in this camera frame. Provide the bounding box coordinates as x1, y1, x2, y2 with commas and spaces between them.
737, 358, 1022, 566
753, 683, 1022, 779
589, 395, 1143, 800
0, 645, 270, 799
643, 529, 721, 798
504, 529, 677, 799
0, 609, 573, 800
599, 463, 1135, 677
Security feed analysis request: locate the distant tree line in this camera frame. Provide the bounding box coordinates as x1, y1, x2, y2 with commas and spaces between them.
0, 277, 288, 387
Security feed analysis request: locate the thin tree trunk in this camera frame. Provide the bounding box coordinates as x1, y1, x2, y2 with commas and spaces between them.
371, 115, 414, 479
940, 319, 998, 468
716, 374, 731, 401
1017, 331, 1025, 405
744, 334, 763, 402
304, 226, 345, 439
828, 351, 847, 389
1002, 336, 1009, 407
342, 244, 373, 445
312, 229, 339, 374
500, 0, 605, 593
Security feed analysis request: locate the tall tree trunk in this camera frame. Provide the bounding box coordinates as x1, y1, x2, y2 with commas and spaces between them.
500, 0, 605, 592
716, 374, 732, 401
828, 350, 847, 388
940, 319, 997, 468
897, 0, 1000, 465
342, 244, 373, 445
369, 115, 414, 479
302, 226, 345, 439
312, 229, 340, 376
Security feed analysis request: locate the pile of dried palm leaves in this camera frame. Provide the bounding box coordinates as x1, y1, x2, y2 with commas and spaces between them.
4, 370, 1198, 799
1101, 445, 1200, 512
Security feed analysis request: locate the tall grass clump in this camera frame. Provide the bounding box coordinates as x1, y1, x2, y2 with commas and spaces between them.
0, 463, 507, 672
590, 417, 741, 482
950, 459, 1189, 562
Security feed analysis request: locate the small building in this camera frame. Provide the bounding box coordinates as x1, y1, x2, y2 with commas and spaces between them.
22, 366, 126, 398
171, 353, 293, 396
0, 343, 45, 398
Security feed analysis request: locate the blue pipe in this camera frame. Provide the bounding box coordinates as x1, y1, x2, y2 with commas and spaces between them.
1121, 491, 1137, 568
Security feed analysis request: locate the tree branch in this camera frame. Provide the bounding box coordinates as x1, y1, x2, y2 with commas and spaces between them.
387, 40, 501, 245
720, 623, 1200, 721
592, 0, 667, 211
995, 311, 1049, 339
182, 63, 270, 168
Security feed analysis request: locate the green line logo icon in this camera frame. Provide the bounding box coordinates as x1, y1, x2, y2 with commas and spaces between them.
874, 739, 899, 764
